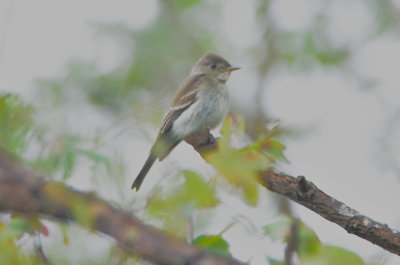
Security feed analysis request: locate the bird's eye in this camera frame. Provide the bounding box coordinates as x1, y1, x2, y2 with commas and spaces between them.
210, 63, 216, 69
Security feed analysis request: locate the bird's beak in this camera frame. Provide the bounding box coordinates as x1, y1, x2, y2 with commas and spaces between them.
217, 65, 241, 72
225, 65, 241, 72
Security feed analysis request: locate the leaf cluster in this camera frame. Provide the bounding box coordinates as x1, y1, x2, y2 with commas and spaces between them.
265, 219, 365, 265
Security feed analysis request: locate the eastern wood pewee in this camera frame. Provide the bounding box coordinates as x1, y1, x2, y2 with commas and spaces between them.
132, 53, 240, 190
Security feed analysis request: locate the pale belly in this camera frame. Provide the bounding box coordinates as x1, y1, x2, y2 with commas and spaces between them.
171, 86, 229, 139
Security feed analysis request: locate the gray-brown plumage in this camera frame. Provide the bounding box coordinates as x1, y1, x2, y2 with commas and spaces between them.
132, 53, 240, 191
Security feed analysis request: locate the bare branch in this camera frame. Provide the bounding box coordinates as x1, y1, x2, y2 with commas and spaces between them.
0, 149, 243, 265
262, 171, 400, 256
34, 233, 52, 265
185, 133, 400, 256
284, 221, 297, 265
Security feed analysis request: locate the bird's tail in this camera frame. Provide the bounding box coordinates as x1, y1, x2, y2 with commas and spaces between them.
132, 135, 181, 191
131, 153, 156, 191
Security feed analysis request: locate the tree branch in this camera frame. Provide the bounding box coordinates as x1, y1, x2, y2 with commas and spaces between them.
185, 133, 400, 256
262, 171, 400, 255
2, 127, 400, 263
0, 149, 243, 265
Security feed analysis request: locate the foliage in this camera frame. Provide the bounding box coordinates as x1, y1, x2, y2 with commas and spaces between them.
7, 215, 49, 237
0, 93, 117, 262
264, 219, 366, 265
146, 170, 218, 237
0, 93, 114, 181
206, 116, 285, 206
31, 134, 112, 180
0, 218, 43, 265
0, 94, 34, 156
193, 234, 231, 258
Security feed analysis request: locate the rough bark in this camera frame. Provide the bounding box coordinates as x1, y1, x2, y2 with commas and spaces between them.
262, 171, 400, 256
0, 149, 243, 265
185, 133, 400, 256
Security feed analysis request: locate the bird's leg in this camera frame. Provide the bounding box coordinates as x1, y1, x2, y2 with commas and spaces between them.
204, 127, 217, 146
199, 126, 217, 146
184, 127, 217, 154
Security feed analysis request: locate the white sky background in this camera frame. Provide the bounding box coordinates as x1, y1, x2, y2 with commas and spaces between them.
1, 0, 400, 264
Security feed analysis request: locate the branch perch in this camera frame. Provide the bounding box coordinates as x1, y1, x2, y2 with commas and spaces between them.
185, 133, 400, 256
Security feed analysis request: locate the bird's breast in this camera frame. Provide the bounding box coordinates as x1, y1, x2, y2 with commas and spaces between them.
198, 84, 229, 127
171, 84, 229, 138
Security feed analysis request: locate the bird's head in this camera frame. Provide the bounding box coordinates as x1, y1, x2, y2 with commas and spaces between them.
191, 53, 240, 82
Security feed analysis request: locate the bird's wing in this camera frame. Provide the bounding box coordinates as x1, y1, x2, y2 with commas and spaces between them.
159, 74, 206, 135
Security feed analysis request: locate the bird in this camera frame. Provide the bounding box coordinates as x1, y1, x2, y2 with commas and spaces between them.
131, 53, 240, 191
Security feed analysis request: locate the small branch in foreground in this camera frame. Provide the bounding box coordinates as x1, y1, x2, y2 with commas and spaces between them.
0, 149, 243, 265
185, 133, 400, 256
35, 233, 52, 265
284, 221, 297, 265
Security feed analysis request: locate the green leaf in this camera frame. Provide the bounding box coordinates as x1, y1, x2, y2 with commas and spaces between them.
146, 170, 219, 236
263, 219, 291, 242
60, 223, 70, 245
218, 115, 233, 152
263, 139, 288, 163
296, 222, 321, 256
193, 234, 231, 258
206, 117, 270, 206
265, 220, 366, 265
299, 245, 365, 265
264, 220, 322, 257
6, 216, 49, 238
7, 218, 33, 236
0, 222, 42, 265
32, 134, 112, 180
316, 50, 348, 66
182, 170, 219, 208
266, 257, 284, 265
0, 93, 34, 156
176, 0, 202, 10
